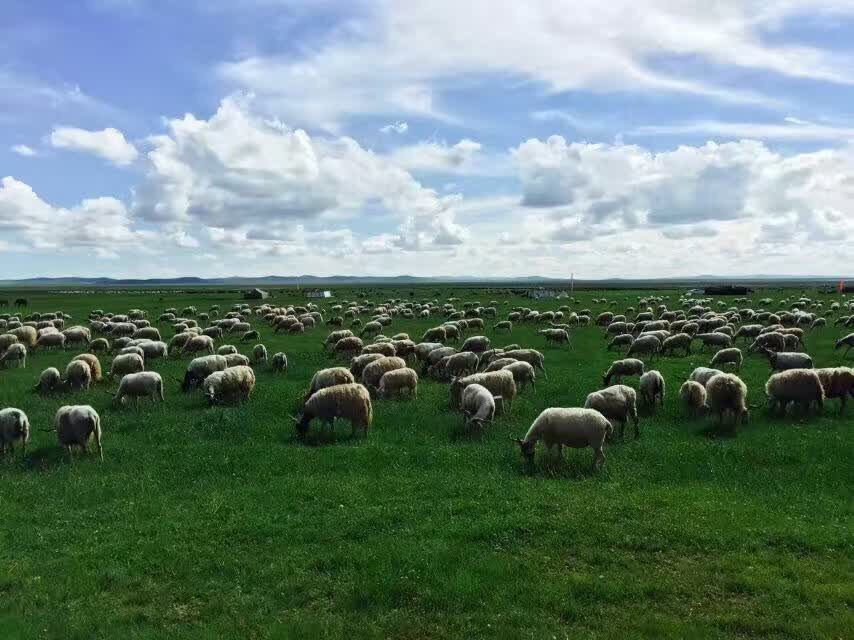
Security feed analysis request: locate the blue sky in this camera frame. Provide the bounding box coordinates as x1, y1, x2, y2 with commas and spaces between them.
2, 0, 854, 278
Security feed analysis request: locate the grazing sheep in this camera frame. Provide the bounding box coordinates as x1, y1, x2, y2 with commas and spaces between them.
361, 342, 397, 357
88, 338, 110, 354
0, 333, 19, 352
538, 328, 570, 346
114, 371, 165, 406
54, 405, 103, 461
240, 330, 260, 342
132, 327, 161, 342
63, 326, 91, 347
63, 359, 93, 392
431, 351, 479, 380
584, 385, 639, 438
293, 383, 373, 439
460, 335, 491, 354
602, 358, 644, 386
748, 332, 786, 353
638, 370, 665, 407
362, 356, 407, 390
710, 347, 743, 371
450, 370, 517, 411
513, 408, 612, 470
350, 353, 385, 378
137, 340, 168, 361
660, 333, 692, 357
689, 367, 724, 387
763, 349, 813, 371
181, 335, 216, 357
679, 381, 707, 418
334, 336, 364, 359
34, 367, 62, 393
0, 408, 30, 455
493, 321, 512, 334
626, 334, 660, 360
252, 344, 268, 365
695, 333, 733, 352
217, 344, 238, 355
462, 383, 496, 430
0, 343, 27, 369
181, 355, 228, 391
502, 361, 536, 392
835, 333, 854, 357
224, 353, 250, 368
305, 367, 356, 400
361, 321, 384, 338
8, 325, 37, 348
764, 369, 824, 415
484, 357, 518, 373
203, 326, 224, 341
500, 349, 547, 379
814, 367, 854, 415
607, 334, 634, 352
34, 332, 66, 351
109, 353, 144, 379
71, 353, 103, 382
203, 365, 256, 405
377, 368, 419, 399
119, 345, 146, 361
705, 373, 749, 427
271, 352, 288, 373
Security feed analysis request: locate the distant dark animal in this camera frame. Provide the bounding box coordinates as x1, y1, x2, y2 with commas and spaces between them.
14, 298, 27, 308
0, 299, 8, 307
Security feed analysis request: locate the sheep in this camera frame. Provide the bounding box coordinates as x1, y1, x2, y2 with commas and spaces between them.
109, 353, 144, 379
323, 329, 355, 350
493, 321, 512, 333
814, 367, 854, 415
33, 367, 62, 393
0, 408, 30, 455
694, 333, 732, 352
626, 334, 660, 360
538, 328, 570, 346
748, 332, 785, 353
0, 343, 27, 369
361, 342, 397, 358
241, 330, 260, 342
484, 357, 518, 372
460, 335, 491, 354
350, 353, 385, 378
499, 349, 547, 379
602, 358, 644, 386
377, 368, 418, 399
293, 383, 372, 439
679, 380, 707, 418
705, 373, 749, 427
764, 369, 824, 415
513, 408, 612, 470
181, 355, 228, 391
252, 344, 268, 365
431, 351, 479, 380
835, 333, 854, 357
710, 347, 743, 371
659, 333, 692, 357
224, 353, 250, 368
461, 383, 495, 430
391, 339, 416, 360
8, 325, 37, 348
584, 385, 639, 438
63, 326, 91, 347
334, 336, 364, 359
450, 370, 517, 411
119, 346, 146, 361
271, 352, 288, 373
203, 365, 256, 405
113, 371, 165, 406
168, 331, 195, 355
54, 405, 103, 460
361, 356, 407, 391
71, 353, 103, 382
132, 327, 161, 342
689, 367, 724, 387
181, 335, 215, 357
216, 344, 237, 356
63, 359, 93, 392
413, 342, 444, 364
34, 332, 66, 351
0, 333, 19, 352
763, 349, 813, 371
137, 340, 168, 361
638, 370, 665, 408
502, 361, 536, 391
607, 334, 634, 352
305, 367, 356, 400
361, 321, 384, 338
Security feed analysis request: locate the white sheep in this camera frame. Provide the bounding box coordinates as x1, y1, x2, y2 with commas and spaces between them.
835, 333, 854, 357
638, 370, 665, 408
181, 355, 228, 391
502, 361, 536, 392
538, 328, 570, 346
814, 367, 854, 415
584, 385, 639, 438
217, 344, 238, 355
450, 370, 517, 411
225, 353, 250, 368
34, 332, 66, 351
0, 343, 27, 369
764, 369, 824, 415
252, 343, 268, 364
54, 405, 103, 461
271, 352, 288, 372
460, 383, 496, 431
181, 335, 215, 357
34, 367, 62, 393
513, 408, 612, 470
292, 383, 373, 439
689, 367, 723, 387
602, 358, 644, 386
660, 333, 692, 357
377, 368, 419, 399
679, 380, 706, 418
72, 354, 103, 382
114, 371, 165, 406
499, 349, 547, 379
203, 365, 256, 405
137, 340, 168, 360
0, 408, 30, 455
362, 356, 407, 390
710, 347, 743, 371
63, 359, 92, 391
705, 373, 749, 427
460, 335, 492, 354
626, 334, 661, 360
305, 367, 356, 400
109, 353, 144, 379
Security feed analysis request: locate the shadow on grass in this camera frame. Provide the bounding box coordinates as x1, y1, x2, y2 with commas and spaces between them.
19, 445, 71, 471
696, 421, 739, 440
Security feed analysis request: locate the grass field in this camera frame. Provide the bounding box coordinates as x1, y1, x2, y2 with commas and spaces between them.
0, 286, 852, 639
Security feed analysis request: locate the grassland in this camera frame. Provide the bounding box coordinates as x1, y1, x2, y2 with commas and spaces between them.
0, 286, 852, 639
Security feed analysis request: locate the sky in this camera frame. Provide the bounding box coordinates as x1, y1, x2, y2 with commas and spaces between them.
2, 0, 854, 279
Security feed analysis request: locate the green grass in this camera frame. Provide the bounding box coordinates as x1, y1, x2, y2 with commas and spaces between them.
0, 286, 852, 639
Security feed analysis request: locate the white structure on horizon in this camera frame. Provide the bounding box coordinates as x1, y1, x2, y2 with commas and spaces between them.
305, 289, 333, 299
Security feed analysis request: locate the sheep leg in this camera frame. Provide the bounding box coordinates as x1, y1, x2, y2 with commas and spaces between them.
592, 447, 605, 471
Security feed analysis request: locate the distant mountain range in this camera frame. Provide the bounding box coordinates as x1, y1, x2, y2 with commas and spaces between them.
0, 274, 850, 287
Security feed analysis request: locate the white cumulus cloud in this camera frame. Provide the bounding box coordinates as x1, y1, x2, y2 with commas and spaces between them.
50, 126, 139, 166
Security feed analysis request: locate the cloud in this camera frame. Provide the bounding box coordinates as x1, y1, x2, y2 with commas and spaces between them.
387, 139, 484, 173
380, 121, 408, 134
0, 176, 155, 254
631, 119, 854, 141
11, 145, 37, 157
50, 126, 139, 166
217, 1, 854, 128
132, 95, 468, 252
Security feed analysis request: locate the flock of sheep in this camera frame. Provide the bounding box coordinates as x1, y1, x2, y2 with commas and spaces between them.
1, 292, 853, 469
